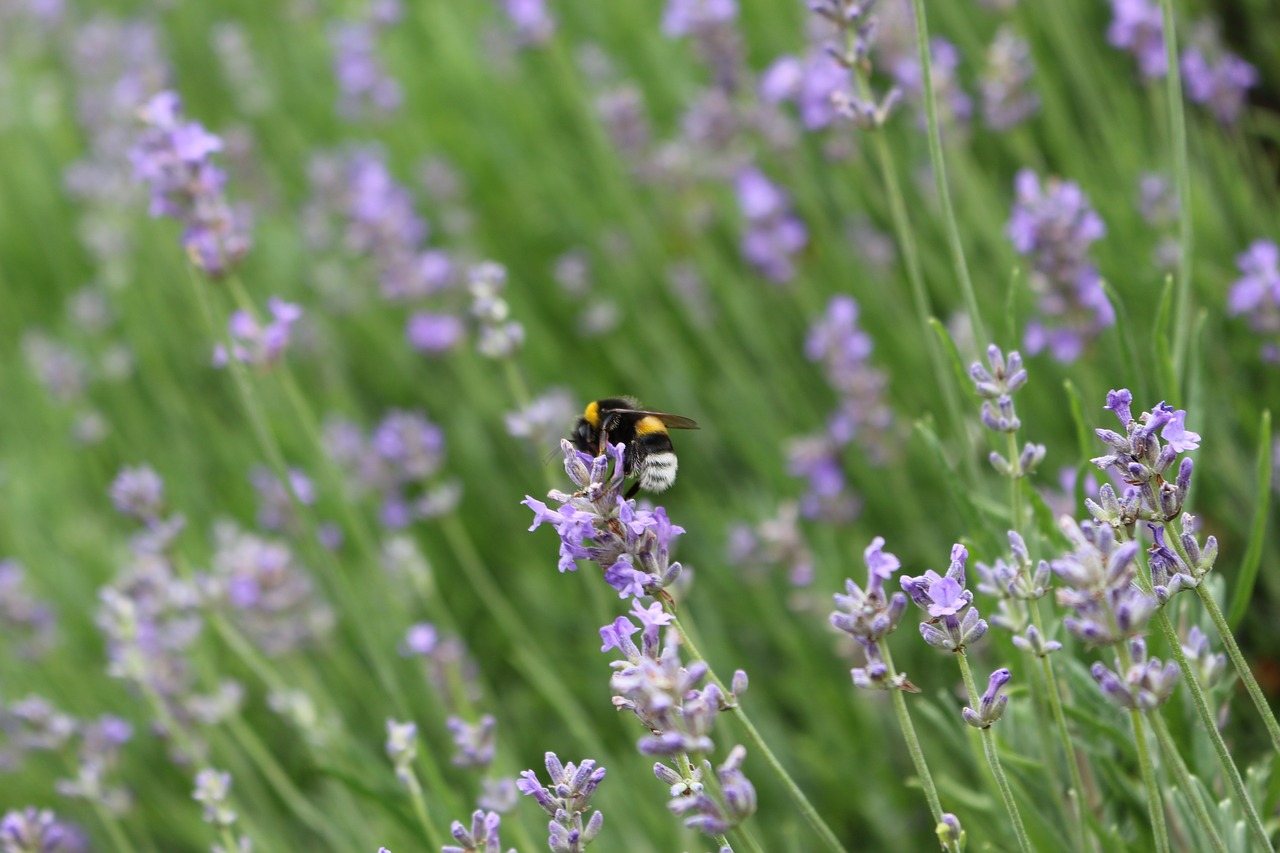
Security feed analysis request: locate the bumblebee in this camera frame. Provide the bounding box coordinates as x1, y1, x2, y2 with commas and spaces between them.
570, 397, 699, 498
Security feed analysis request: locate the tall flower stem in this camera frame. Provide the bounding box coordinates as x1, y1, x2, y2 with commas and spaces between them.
954, 654, 1031, 853
1027, 599, 1091, 851
1147, 713, 1228, 853
909, 0, 988, 349
1158, 0, 1193, 380
875, 644, 955, 852
1005, 432, 1024, 530
1113, 642, 1170, 853
668, 612, 850, 853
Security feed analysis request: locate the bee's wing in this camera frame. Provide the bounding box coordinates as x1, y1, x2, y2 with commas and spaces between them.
606, 408, 700, 430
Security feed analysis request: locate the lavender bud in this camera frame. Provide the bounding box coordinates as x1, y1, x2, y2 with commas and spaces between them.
963, 668, 1011, 728
192, 768, 236, 828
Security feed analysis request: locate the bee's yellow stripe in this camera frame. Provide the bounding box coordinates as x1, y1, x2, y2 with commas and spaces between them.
584, 401, 601, 427
635, 415, 667, 436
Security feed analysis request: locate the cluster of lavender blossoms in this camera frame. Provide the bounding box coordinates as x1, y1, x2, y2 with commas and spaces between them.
212, 297, 302, 368
1106, 1, 1257, 124
443, 809, 514, 853
129, 91, 251, 276
900, 545, 989, 653
788, 295, 892, 522
969, 345, 1045, 478
498, 0, 556, 47
518, 752, 606, 853
0, 560, 57, 659
798, 0, 903, 130
1087, 389, 1199, 532
975, 532, 1057, 656
735, 166, 807, 284
328, 2, 403, 120
829, 538, 913, 691
601, 605, 755, 836
981, 26, 1039, 131
1227, 240, 1280, 362
1006, 169, 1113, 362
0, 807, 86, 853
324, 409, 460, 529
524, 441, 685, 599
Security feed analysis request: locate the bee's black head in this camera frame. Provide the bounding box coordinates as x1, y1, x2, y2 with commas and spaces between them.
570, 417, 596, 455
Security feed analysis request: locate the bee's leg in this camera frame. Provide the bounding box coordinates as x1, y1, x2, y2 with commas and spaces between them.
625, 481, 640, 499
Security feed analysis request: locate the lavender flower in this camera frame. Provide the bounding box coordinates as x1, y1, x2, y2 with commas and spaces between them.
1052, 517, 1156, 646
0, 561, 56, 660
726, 501, 815, 587
1091, 637, 1180, 710
891, 37, 973, 133
736, 167, 807, 284
504, 388, 575, 454
212, 298, 302, 368
444, 809, 514, 853
518, 753, 606, 853
0, 807, 85, 853
1, 696, 77, 756
54, 714, 134, 814
1181, 23, 1257, 126
830, 537, 913, 690
936, 814, 965, 849
1180, 626, 1228, 689
129, 91, 251, 276
446, 714, 496, 768
981, 27, 1039, 131
1227, 240, 1280, 362
1137, 172, 1178, 227
662, 745, 757, 836
901, 545, 989, 652
962, 668, 1011, 728
1089, 389, 1198, 527
1006, 169, 1113, 361
759, 50, 850, 131
604, 616, 729, 756
385, 720, 419, 787
975, 531, 1051, 634
469, 263, 525, 358
206, 523, 334, 656
661, 0, 743, 92
524, 442, 685, 598
328, 19, 402, 119
1010, 623, 1062, 658
248, 466, 316, 535
969, 344, 1044, 476
1107, 0, 1166, 80
210, 23, 272, 116
109, 466, 166, 523
192, 768, 235, 828
500, 0, 555, 47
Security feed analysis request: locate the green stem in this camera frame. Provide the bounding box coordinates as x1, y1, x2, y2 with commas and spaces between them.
668, 614, 850, 853
403, 770, 442, 850
89, 799, 139, 853
851, 79, 974, 486
1151, 608, 1272, 850
1006, 432, 1023, 530
1157, 0, 1193, 381
954, 654, 1031, 853
1114, 641, 1170, 853
1195, 584, 1280, 757
1148, 713, 1228, 853
909, 0, 987, 349
1130, 708, 1171, 853
218, 826, 242, 853
876, 644, 954, 852
225, 714, 337, 841
1028, 599, 1091, 852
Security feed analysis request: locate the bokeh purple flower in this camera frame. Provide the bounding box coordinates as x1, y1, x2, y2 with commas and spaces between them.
1227, 240, 1280, 361
518, 753, 606, 852
736, 167, 807, 283
212, 298, 302, 368
1107, 0, 1166, 80
1181, 22, 1257, 126
1006, 169, 1113, 361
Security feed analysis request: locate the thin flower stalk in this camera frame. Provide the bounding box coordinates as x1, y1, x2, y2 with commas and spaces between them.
1158, 0, 1193, 378
954, 655, 1030, 853
1146, 713, 1227, 853
1112, 642, 1171, 853
909, 0, 987, 349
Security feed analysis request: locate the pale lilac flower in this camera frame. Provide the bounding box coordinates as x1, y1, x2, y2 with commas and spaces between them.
406, 312, 465, 355
830, 538, 913, 690
109, 466, 165, 523
443, 809, 515, 853
328, 20, 401, 119
129, 91, 251, 276
1137, 172, 1178, 227
1227, 240, 1280, 361
664, 745, 756, 836
212, 298, 302, 367
446, 714, 496, 768
902, 545, 989, 652
1181, 626, 1228, 689
501, 0, 555, 46
1006, 169, 1113, 361
1089, 390, 1198, 526
385, 719, 419, 787
891, 37, 972, 132
981, 27, 1038, 131
736, 167, 807, 283
970, 345, 1044, 476
518, 753, 606, 853
0, 561, 56, 660
0, 807, 85, 853
1091, 637, 1180, 710
524, 442, 685, 597
505, 388, 576, 453
54, 714, 134, 814
206, 523, 334, 656
661, 0, 736, 37
760, 50, 850, 131
192, 768, 236, 828
1107, 0, 1166, 80
1052, 517, 1156, 646
1181, 26, 1257, 125
962, 668, 1011, 728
